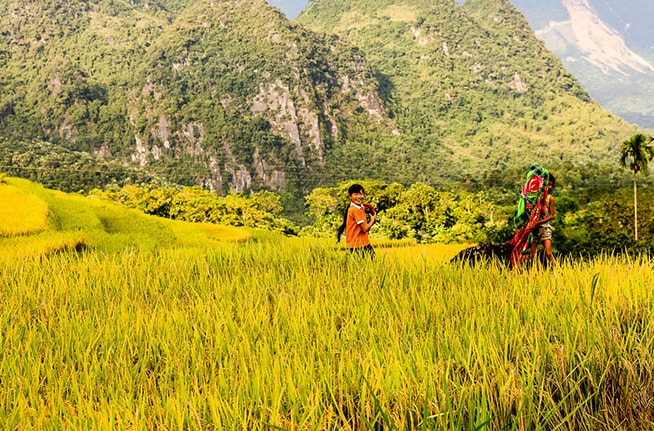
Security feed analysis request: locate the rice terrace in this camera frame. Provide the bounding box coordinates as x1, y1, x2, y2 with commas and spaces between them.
1, 175, 653, 430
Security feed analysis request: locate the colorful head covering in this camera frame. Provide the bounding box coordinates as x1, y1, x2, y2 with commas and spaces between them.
509, 164, 550, 267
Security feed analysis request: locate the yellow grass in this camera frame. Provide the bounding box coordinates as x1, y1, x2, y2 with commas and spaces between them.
1, 240, 652, 430
0, 184, 49, 237
0, 177, 253, 256
2, 177, 653, 430
379, 242, 470, 265
196, 222, 252, 242
161, 218, 251, 247
0, 231, 89, 258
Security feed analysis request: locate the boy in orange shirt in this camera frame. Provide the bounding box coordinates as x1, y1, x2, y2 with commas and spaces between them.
336, 184, 376, 258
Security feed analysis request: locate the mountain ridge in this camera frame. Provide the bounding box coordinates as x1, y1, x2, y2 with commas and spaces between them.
270, 0, 654, 128
491, 0, 654, 128
298, 0, 633, 175
1, 0, 393, 197
0, 0, 641, 212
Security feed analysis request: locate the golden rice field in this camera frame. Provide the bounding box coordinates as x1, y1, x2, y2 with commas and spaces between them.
1, 177, 653, 430
0, 183, 49, 237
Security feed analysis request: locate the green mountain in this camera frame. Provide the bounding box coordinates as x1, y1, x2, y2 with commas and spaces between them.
0, 0, 641, 214
297, 0, 637, 175
0, 0, 392, 198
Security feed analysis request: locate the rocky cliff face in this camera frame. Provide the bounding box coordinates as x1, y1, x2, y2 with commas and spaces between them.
0, 0, 393, 194
511, 0, 654, 128
270, 0, 654, 129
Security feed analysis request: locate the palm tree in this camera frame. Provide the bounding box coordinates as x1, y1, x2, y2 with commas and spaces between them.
619, 133, 654, 241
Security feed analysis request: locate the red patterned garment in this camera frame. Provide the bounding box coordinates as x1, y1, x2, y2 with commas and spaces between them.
509, 165, 550, 268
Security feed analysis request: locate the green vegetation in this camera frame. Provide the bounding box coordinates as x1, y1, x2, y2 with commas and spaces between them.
619, 133, 654, 241
7, 171, 653, 262
88, 183, 300, 234
0, 0, 388, 203
0, 139, 161, 193
298, 0, 638, 183
304, 179, 502, 244
0, 0, 646, 219
302, 176, 654, 257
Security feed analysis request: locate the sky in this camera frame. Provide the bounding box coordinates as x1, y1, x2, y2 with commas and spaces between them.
265, 0, 308, 20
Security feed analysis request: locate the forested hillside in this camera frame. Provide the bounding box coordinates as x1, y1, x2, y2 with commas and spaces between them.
0, 0, 643, 219
0, 0, 391, 205
298, 0, 637, 178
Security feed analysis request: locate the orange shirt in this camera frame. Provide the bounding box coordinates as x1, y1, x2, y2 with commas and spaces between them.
345, 203, 370, 248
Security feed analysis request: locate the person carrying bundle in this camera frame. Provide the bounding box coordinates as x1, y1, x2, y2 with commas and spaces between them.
509, 165, 557, 268
336, 183, 376, 258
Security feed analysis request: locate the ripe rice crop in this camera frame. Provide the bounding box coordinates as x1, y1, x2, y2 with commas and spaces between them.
0, 184, 49, 237
0, 240, 652, 430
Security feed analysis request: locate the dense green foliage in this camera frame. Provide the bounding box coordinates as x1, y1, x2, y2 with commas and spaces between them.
89, 184, 299, 234
303, 176, 654, 256
304, 179, 502, 243
298, 0, 638, 178
555, 187, 654, 256
0, 0, 387, 200
618, 133, 654, 241
0, 0, 645, 217
0, 139, 163, 192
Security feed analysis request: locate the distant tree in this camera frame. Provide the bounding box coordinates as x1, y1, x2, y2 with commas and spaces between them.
619, 133, 654, 241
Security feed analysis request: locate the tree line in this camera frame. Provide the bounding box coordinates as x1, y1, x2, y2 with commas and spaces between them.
5, 133, 653, 256
87, 172, 654, 258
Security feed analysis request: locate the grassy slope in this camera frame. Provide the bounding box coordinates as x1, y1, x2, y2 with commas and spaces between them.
0, 177, 252, 258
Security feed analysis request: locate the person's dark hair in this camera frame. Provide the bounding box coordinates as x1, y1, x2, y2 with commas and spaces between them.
548, 173, 556, 189
336, 184, 365, 242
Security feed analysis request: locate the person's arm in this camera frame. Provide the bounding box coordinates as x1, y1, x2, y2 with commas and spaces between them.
359, 213, 376, 232
539, 196, 555, 224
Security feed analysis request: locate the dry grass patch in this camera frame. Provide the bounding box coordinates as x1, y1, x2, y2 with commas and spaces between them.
0, 231, 88, 259
379, 5, 418, 22
379, 242, 470, 265
197, 222, 252, 242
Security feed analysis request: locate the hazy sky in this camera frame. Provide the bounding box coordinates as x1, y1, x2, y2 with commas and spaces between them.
266, 0, 308, 20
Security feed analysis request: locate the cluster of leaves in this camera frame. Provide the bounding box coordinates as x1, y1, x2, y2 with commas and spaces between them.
303, 179, 509, 243
555, 187, 654, 256
89, 184, 299, 235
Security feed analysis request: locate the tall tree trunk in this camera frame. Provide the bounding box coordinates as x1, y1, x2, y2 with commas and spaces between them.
634, 172, 638, 241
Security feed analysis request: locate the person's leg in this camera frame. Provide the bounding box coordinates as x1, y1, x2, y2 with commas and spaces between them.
543, 239, 557, 267
529, 237, 539, 260
349, 246, 375, 259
